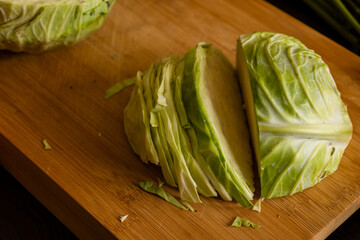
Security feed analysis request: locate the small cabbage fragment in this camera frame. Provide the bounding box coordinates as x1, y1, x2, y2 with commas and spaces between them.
42, 139, 52, 150
180, 200, 194, 211
237, 32, 353, 199
135, 181, 187, 210
119, 214, 128, 223
252, 198, 263, 212
105, 77, 136, 100
231, 216, 261, 228
0, 0, 116, 52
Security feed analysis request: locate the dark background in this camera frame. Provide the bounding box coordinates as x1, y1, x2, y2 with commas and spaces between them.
267, 0, 358, 56
0, 1, 359, 239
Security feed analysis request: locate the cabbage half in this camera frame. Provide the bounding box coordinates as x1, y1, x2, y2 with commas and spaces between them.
124, 45, 254, 207
0, 0, 115, 52
237, 32, 353, 198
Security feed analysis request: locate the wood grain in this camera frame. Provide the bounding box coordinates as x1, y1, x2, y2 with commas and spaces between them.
0, 0, 359, 239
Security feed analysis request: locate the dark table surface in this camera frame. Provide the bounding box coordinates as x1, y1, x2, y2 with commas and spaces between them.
0, 1, 359, 239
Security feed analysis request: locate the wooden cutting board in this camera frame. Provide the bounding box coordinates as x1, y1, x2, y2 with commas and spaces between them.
0, 0, 359, 239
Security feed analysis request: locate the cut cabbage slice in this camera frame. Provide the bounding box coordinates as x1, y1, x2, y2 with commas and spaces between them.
182, 43, 254, 207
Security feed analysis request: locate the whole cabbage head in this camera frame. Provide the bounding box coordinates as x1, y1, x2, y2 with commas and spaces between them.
0, 0, 115, 52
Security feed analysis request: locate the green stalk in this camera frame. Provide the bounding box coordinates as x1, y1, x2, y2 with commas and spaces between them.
303, 0, 359, 47
344, 0, 360, 21
332, 0, 360, 35
316, 0, 347, 23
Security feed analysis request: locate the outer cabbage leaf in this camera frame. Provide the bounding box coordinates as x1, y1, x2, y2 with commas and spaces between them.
237, 32, 353, 198
0, 0, 115, 52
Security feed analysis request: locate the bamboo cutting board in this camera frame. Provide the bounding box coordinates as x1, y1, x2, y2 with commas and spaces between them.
0, 0, 359, 239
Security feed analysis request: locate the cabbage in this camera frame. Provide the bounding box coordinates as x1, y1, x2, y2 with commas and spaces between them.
237, 32, 353, 198
123, 32, 352, 207
124, 45, 254, 206
0, 0, 115, 52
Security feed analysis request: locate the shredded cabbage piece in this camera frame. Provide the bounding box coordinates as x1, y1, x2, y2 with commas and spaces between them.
252, 198, 263, 212
42, 139, 52, 150
119, 215, 128, 223
180, 200, 194, 211
104, 77, 136, 100
231, 217, 261, 228
135, 181, 187, 210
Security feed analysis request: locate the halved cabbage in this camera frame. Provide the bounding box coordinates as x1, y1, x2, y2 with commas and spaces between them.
0, 0, 115, 52
123, 32, 352, 207
237, 32, 353, 198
